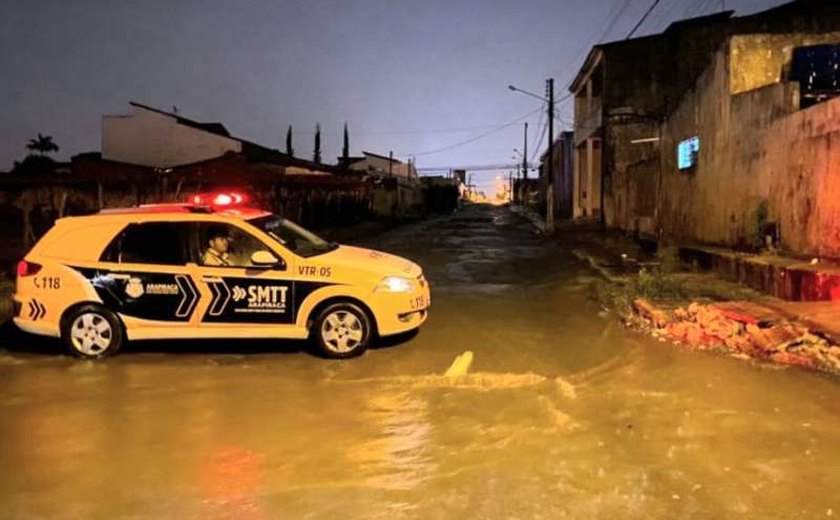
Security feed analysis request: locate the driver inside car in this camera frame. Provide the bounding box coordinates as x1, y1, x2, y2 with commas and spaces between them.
201, 227, 232, 266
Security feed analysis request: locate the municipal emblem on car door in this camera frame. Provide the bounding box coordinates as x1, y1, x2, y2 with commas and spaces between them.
125, 277, 144, 298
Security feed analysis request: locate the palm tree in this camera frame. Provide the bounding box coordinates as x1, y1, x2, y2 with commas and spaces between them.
26, 133, 59, 156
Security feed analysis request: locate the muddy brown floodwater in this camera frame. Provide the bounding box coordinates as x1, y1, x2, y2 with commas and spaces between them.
1, 204, 839, 519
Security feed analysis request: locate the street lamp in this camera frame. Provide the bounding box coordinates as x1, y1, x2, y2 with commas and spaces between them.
508, 85, 546, 102
508, 80, 555, 233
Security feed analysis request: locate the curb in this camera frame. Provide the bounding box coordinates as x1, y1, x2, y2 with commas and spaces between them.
508, 204, 547, 234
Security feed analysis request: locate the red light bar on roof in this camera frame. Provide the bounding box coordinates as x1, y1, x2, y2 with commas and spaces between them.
191, 191, 249, 207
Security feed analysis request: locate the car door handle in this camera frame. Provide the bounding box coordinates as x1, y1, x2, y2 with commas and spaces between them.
202, 276, 223, 283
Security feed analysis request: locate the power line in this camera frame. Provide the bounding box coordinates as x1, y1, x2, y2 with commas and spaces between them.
418, 163, 520, 173
645, 0, 673, 32
681, 0, 708, 18
556, 0, 637, 86
627, 0, 664, 39
597, 0, 638, 43
354, 123, 537, 136
529, 101, 546, 159
530, 117, 549, 164
407, 106, 543, 157
650, 0, 684, 32
698, 0, 722, 16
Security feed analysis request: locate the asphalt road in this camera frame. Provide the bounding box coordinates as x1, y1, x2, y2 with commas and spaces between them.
1, 204, 838, 519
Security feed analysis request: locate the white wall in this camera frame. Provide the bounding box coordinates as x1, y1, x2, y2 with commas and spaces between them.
348, 155, 416, 179
102, 106, 241, 167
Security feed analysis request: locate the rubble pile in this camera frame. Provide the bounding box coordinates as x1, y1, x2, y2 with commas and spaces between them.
632, 299, 840, 374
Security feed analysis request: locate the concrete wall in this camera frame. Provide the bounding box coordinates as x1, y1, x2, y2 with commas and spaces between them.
659, 37, 840, 258
102, 106, 241, 167
767, 95, 840, 257
370, 178, 424, 218
603, 119, 660, 234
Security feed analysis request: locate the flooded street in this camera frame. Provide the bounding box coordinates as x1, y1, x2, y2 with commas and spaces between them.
1, 204, 839, 519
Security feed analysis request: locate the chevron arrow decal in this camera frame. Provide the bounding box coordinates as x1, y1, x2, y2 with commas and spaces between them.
232, 286, 247, 302
174, 275, 199, 319
27, 299, 46, 321
207, 280, 232, 317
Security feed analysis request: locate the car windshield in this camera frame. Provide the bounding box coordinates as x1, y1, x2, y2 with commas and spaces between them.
249, 215, 338, 258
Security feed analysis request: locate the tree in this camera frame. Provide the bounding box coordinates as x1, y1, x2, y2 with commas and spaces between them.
13, 134, 59, 174
342, 122, 350, 166
26, 133, 59, 156
313, 123, 321, 164
286, 125, 294, 156
12, 154, 57, 174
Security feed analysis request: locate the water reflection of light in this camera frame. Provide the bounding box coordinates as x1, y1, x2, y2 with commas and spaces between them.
347, 391, 435, 492
200, 446, 266, 520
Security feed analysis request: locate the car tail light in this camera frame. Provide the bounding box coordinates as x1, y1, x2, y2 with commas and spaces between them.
17, 260, 42, 277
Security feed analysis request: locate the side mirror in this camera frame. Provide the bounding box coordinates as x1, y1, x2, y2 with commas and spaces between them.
251, 250, 283, 268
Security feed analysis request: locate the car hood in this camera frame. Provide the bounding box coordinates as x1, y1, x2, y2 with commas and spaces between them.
320, 245, 422, 278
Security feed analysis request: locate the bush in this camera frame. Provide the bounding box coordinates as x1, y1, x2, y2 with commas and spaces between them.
594, 267, 685, 314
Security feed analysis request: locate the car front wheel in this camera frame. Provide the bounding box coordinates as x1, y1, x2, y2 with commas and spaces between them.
61, 305, 124, 359
313, 303, 371, 359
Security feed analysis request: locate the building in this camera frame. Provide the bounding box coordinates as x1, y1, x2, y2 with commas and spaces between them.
570, 10, 742, 228
539, 131, 574, 220
342, 151, 418, 180
568, 0, 840, 258
340, 151, 424, 217
103, 102, 332, 175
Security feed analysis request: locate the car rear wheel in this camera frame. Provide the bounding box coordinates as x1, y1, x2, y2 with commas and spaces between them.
61, 305, 124, 359
313, 303, 371, 359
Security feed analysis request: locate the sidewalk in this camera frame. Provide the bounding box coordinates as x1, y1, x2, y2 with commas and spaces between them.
509, 206, 840, 375
679, 244, 840, 302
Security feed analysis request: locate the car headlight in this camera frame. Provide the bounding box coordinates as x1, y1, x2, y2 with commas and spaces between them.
375, 276, 413, 293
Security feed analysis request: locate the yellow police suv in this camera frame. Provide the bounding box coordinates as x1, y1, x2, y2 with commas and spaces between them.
13, 192, 430, 359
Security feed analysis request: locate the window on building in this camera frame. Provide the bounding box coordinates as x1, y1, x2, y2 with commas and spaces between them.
678, 137, 700, 170
792, 44, 840, 109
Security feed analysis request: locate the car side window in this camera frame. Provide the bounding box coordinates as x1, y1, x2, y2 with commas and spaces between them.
197, 223, 279, 268
101, 222, 192, 265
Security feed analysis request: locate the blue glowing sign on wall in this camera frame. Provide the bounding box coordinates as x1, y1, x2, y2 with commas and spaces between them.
678, 136, 700, 170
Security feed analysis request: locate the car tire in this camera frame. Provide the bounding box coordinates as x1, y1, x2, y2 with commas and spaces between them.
312, 302, 371, 359
61, 304, 124, 359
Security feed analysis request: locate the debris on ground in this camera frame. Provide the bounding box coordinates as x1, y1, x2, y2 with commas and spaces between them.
631, 298, 840, 374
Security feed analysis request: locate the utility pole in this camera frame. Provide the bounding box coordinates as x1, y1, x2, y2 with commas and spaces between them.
509, 172, 514, 203
546, 78, 555, 234
388, 150, 393, 178
515, 163, 521, 203
523, 122, 528, 181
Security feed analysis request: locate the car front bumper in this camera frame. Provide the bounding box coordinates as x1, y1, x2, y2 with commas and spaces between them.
371, 277, 431, 336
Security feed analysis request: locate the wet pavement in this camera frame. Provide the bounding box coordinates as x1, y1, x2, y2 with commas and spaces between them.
1, 203, 839, 519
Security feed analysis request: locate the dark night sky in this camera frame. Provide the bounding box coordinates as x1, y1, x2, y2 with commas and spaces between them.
1, 0, 787, 189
